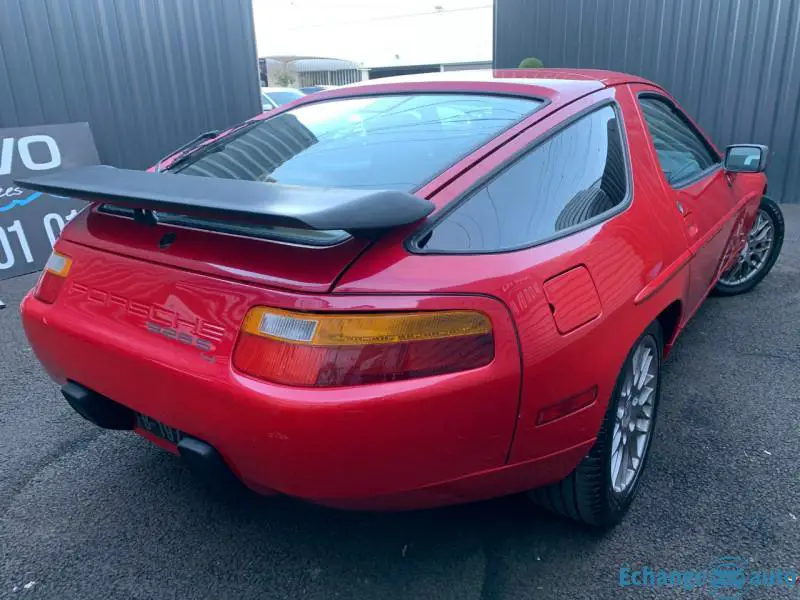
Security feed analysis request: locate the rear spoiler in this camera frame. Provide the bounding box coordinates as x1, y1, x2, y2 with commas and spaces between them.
16, 166, 435, 235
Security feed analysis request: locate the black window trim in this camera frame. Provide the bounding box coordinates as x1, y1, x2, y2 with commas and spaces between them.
636, 91, 722, 190
406, 99, 633, 256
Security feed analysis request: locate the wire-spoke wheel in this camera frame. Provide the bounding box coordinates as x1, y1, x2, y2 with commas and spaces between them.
715, 196, 784, 296
528, 321, 663, 528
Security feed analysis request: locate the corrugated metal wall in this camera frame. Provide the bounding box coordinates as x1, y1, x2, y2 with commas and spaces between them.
494, 0, 800, 204
0, 0, 260, 170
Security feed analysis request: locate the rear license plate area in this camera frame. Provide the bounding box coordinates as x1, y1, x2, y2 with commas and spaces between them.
135, 413, 184, 445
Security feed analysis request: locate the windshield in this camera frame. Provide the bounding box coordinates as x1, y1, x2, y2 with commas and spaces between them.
265, 90, 305, 106
172, 93, 542, 191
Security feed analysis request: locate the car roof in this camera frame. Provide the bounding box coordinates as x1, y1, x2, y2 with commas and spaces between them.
331, 69, 657, 107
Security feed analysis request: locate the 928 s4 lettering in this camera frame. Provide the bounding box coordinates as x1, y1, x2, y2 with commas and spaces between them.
144, 321, 216, 363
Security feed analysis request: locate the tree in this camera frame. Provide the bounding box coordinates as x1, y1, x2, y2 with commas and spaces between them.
271, 67, 296, 88
518, 57, 544, 68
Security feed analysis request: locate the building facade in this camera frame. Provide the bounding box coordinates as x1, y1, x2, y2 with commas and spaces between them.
259, 57, 362, 87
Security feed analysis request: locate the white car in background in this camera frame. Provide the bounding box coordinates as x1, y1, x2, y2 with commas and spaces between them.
300, 85, 335, 94
261, 87, 305, 111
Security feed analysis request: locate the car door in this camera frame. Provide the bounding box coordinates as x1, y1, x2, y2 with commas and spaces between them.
633, 89, 740, 316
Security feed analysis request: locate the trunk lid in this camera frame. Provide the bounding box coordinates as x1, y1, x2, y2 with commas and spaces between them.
61, 207, 369, 293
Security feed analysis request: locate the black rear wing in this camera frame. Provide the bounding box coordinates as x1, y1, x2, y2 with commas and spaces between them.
16, 166, 435, 235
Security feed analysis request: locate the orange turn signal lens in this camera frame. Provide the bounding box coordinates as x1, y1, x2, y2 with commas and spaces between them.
34, 251, 73, 304
242, 308, 491, 346
43, 252, 73, 277
234, 308, 494, 387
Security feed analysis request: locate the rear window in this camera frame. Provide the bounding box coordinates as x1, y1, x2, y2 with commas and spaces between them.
171, 94, 542, 191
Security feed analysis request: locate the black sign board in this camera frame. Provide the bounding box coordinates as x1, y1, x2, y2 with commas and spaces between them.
0, 123, 99, 281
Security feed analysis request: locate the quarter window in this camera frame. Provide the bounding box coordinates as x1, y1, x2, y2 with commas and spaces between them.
419, 105, 628, 252
639, 96, 719, 186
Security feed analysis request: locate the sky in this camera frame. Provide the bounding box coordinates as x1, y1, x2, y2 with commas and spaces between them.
252, 0, 493, 68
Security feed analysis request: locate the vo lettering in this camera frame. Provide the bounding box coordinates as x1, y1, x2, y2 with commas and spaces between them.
0, 135, 62, 175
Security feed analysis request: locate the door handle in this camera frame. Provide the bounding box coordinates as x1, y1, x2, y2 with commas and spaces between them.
676, 199, 686, 215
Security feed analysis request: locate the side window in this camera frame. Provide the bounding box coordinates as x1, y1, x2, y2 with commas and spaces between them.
638, 96, 720, 186
419, 105, 628, 253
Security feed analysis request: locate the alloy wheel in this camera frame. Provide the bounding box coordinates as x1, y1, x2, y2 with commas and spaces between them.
610, 335, 658, 495
718, 209, 775, 286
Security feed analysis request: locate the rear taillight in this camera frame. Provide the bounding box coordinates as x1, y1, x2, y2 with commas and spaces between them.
34, 251, 73, 304
233, 308, 494, 387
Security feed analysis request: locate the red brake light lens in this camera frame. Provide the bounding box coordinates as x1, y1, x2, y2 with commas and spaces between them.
233, 308, 494, 387
34, 251, 73, 304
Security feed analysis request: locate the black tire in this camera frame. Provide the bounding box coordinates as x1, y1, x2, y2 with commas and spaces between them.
529, 321, 663, 528
714, 196, 784, 296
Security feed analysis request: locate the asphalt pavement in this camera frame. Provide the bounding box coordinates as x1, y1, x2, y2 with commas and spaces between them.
1, 207, 798, 600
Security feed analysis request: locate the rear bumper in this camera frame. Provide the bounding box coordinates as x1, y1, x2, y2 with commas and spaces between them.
21, 290, 584, 509
61, 381, 239, 483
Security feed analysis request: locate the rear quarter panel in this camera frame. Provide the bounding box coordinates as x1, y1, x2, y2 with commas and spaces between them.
337, 86, 692, 466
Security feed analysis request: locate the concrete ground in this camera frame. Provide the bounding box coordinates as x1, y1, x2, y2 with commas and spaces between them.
1, 206, 798, 600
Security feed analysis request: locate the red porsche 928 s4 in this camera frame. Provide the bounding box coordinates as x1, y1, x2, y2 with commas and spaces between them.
18, 70, 784, 527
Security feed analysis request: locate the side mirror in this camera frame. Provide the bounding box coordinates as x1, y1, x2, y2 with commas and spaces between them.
724, 144, 768, 173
